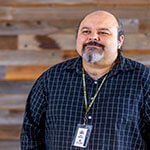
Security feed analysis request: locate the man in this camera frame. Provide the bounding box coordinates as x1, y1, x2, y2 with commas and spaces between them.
20, 10, 150, 149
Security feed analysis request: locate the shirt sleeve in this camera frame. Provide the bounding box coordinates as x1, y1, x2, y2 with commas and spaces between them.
143, 68, 150, 149
20, 76, 47, 150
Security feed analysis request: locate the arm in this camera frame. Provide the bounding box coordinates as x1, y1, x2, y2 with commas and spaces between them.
143, 69, 150, 149
20, 76, 47, 150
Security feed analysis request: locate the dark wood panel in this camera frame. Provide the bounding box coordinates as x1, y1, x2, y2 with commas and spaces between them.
0, 36, 17, 50
0, 141, 19, 150
0, 125, 21, 140
0, 80, 34, 94
0, 66, 5, 80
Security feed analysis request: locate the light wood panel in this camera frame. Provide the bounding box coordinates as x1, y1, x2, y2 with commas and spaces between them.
0, 5, 149, 21
6, 65, 50, 80
0, 18, 141, 36
18, 33, 150, 51
0, 0, 149, 6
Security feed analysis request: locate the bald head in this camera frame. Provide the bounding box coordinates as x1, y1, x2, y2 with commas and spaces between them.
82, 10, 119, 27
77, 10, 124, 39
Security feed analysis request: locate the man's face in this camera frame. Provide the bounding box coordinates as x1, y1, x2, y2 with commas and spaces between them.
76, 11, 120, 64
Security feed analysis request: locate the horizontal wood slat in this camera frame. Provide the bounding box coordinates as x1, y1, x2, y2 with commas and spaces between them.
0, 0, 150, 6
0, 125, 21, 140
17, 33, 150, 51
0, 18, 141, 36
6, 65, 50, 80
0, 49, 149, 80
0, 36, 17, 50
0, 141, 19, 150
0, 6, 149, 21
0, 49, 149, 66
0, 80, 34, 94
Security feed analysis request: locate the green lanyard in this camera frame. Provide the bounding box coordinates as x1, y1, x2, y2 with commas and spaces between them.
82, 67, 108, 123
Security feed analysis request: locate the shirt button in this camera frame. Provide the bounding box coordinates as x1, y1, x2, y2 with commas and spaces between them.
94, 81, 98, 84
91, 97, 94, 100
88, 116, 92, 120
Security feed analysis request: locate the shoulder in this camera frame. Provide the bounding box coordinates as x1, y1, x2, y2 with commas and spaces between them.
36, 56, 81, 82
124, 56, 150, 76
123, 56, 150, 88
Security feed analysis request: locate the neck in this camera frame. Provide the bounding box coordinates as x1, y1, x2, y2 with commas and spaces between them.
82, 60, 114, 80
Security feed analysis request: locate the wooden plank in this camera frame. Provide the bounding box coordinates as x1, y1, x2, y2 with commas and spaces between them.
124, 33, 150, 50
0, 5, 149, 21
0, 105, 24, 112
0, 49, 149, 66
0, 21, 58, 35
0, 66, 5, 80
0, 50, 65, 65
0, 141, 19, 150
18, 34, 74, 50
0, 36, 17, 50
0, 125, 21, 140
0, 81, 34, 94
0, 141, 20, 150
0, 94, 25, 112
6, 65, 50, 80
0, 18, 140, 36
0, 94, 26, 112
0, 65, 50, 80
0, 94, 27, 102
18, 33, 150, 51
0, 0, 149, 6
12, 6, 150, 21
140, 20, 150, 32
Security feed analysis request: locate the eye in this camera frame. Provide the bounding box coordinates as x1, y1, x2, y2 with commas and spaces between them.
98, 31, 109, 35
81, 30, 91, 34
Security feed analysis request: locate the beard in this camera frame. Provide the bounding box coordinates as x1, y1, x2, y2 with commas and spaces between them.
82, 41, 105, 64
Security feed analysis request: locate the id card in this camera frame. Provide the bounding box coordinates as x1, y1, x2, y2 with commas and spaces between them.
72, 124, 93, 148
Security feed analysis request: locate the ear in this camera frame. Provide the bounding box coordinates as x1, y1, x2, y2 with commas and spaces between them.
118, 35, 125, 49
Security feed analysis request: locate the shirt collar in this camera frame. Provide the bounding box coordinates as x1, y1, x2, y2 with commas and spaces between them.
62, 56, 82, 74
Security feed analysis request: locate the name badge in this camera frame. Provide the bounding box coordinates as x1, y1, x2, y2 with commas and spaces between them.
72, 124, 93, 148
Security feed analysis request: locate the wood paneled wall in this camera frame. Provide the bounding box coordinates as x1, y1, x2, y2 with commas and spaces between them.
0, 0, 150, 145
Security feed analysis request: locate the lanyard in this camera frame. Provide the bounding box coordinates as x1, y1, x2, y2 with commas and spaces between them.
82, 67, 108, 123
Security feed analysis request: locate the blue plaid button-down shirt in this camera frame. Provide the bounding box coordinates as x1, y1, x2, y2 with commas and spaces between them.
21, 55, 150, 150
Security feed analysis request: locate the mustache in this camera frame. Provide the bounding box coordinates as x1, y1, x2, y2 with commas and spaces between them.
83, 41, 104, 49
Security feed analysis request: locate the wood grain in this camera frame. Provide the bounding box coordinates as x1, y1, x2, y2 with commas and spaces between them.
18, 33, 150, 51
0, 36, 17, 50
0, 0, 149, 6
0, 125, 21, 140
0, 5, 149, 21
0, 80, 34, 94
6, 65, 50, 80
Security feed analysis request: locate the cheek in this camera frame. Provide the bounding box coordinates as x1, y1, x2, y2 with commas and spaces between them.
76, 35, 86, 49
105, 38, 118, 49
76, 37, 83, 55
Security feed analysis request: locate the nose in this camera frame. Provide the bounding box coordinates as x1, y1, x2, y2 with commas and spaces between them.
88, 33, 100, 41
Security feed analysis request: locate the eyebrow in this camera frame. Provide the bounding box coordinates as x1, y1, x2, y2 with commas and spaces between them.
81, 27, 111, 32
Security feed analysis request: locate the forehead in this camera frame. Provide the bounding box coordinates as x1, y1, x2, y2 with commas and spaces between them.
79, 12, 118, 30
